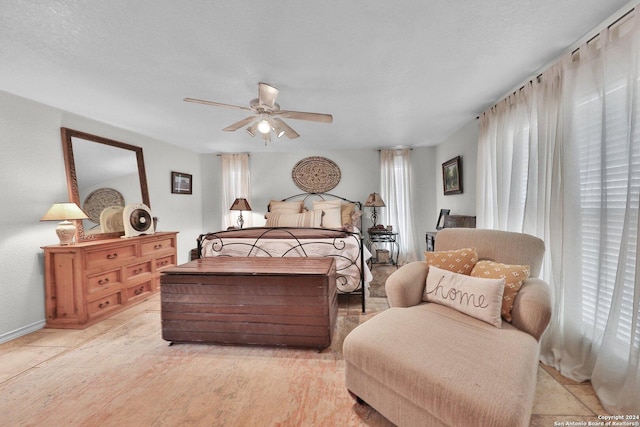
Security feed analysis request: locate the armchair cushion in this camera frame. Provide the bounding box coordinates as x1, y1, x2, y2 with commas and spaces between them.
424, 266, 505, 327
471, 261, 530, 322
424, 247, 478, 275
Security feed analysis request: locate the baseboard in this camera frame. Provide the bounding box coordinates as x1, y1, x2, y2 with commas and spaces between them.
0, 319, 46, 344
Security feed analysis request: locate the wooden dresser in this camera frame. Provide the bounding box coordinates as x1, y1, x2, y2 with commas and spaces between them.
43, 232, 178, 328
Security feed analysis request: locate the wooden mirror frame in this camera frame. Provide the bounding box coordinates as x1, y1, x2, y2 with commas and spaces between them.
61, 127, 150, 241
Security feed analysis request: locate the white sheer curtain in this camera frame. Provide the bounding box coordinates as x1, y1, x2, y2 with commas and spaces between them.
220, 153, 251, 229
380, 149, 418, 263
477, 12, 640, 413
543, 16, 640, 413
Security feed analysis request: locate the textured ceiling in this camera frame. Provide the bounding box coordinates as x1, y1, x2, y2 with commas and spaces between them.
0, 1, 634, 153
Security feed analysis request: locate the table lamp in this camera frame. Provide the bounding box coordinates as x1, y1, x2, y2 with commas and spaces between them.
230, 198, 252, 229
41, 202, 89, 245
364, 192, 386, 228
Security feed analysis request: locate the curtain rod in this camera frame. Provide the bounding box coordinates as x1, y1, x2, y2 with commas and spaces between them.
216, 153, 251, 156
478, 3, 637, 120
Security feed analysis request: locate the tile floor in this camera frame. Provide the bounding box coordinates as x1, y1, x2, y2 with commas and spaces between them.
0, 293, 609, 426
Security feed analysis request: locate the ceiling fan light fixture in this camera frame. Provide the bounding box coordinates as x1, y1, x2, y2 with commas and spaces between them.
257, 119, 271, 134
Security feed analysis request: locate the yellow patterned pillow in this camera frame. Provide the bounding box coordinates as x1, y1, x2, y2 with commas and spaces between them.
470, 261, 530, 322
424, 248, 478, 275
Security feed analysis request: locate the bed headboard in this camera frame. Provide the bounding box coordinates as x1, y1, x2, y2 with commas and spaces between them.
265, 192, 362, 230
271, 192, 362, 211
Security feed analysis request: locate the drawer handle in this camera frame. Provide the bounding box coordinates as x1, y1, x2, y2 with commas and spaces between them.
159, 260, 169, 266
134, 286, 144, 295
154, 244, 163, 249
133, 268, 143, 274
106, 253, 118, 260
98, 278, 110, 285
98, 301, 110, 309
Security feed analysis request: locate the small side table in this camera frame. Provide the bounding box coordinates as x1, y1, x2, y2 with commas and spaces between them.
367, 230, 399, 265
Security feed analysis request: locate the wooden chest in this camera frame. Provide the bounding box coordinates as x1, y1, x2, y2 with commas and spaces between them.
160, 257, 337, 348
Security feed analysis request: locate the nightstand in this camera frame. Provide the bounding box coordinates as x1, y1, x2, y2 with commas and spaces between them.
366, 229, 399, 265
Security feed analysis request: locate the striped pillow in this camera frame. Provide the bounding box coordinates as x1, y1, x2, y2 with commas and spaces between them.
265, 211, 322, 227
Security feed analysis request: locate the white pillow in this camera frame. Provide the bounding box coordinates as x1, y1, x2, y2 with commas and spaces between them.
264, 211, 321, 227
423, 266, 505, 328
312, 200, 342, 228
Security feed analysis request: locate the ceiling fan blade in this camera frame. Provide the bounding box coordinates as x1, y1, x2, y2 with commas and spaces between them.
272, 118, 300, 139
223, 116, 256, 132
277, 110, 333, 123
184, 97, 253, 112
258, 82, 279, 110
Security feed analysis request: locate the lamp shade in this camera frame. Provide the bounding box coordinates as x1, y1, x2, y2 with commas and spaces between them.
41, 203, 89, 245
364, 192, 386, 207
230, 198, 252, 211
41, 203, 89, 221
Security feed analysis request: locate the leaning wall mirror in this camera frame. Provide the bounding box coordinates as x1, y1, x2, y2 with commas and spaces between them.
61, 127, 150, 241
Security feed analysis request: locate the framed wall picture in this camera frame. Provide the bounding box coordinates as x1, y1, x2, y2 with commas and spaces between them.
442, 156, 462, 195
171, 171, 192, 194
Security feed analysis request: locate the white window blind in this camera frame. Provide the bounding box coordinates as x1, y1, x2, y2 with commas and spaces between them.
573, 68, 640, 351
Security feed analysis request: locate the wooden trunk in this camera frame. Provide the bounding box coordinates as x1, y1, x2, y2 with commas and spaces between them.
160, 257, 337, 349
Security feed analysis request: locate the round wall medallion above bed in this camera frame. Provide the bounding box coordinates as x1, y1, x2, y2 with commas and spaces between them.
291, 156, 341, 193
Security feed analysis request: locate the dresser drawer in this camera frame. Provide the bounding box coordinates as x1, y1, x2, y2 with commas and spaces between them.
125, 280, 154, 301
155, 254, 176, 270
85, 243, 137, 270
87, 269, 121, 294
125, 260, 153, 279
141, 237, 175, 256
88, 292, 122, 318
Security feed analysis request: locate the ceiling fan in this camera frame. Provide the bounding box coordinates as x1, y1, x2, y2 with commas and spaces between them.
184, 82, 333, 144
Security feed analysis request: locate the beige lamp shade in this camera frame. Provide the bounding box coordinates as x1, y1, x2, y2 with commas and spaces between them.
41, 202, 89, 245
364, 192, 386, 207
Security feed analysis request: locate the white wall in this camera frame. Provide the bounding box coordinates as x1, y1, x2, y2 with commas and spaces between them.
0, 90, 203, 342
199, 150, 380, 231
434, 120, 479, 217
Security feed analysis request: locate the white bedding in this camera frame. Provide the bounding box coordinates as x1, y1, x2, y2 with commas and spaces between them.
201, 235, 373, 293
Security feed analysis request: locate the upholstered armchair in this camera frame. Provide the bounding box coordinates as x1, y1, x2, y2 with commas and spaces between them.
343, 228, 552, 427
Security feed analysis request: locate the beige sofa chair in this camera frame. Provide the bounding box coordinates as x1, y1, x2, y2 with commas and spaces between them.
343, 228, 552, 427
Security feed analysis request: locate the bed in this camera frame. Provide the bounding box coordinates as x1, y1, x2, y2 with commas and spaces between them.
194, 193, 372, 312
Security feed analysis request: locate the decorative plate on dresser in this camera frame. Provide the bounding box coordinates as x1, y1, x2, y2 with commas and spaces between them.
83, 187, 125, 223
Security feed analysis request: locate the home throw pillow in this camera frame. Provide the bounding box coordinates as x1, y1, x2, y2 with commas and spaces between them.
470, 261, 531, 322
424, 247, 478, 275
423, 266, 505, 328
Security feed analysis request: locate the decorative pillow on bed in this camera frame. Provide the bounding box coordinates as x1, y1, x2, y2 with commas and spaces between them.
264, 211, 322, 227
341, 203, 356, 226
470, 261, 530, 322
424, 248, 478, 275
269, 200, 304, 214
312, 200, 343, 229
423, 266, 505, 328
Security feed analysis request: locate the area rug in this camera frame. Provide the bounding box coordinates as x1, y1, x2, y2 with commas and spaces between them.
0, 303, 393, 426
368, 264, 398, 298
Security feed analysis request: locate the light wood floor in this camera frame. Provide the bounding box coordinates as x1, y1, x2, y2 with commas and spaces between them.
0, 293, 608, 426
